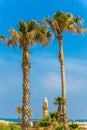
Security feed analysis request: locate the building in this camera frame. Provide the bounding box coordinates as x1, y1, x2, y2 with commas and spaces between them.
42, 97, 49, 117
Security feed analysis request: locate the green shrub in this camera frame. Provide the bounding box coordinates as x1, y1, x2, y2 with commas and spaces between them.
50, 111, 58, 120
9, 123, 22, 130
56, 124, 64, 130
39, 117, 51, 127
0, 123, 9, 130
0, 123, 22, 130
69, 123, 81, 130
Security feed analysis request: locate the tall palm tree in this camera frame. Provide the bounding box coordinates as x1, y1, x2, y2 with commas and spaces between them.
0, 20, 52, 130
46, 11, 86, 130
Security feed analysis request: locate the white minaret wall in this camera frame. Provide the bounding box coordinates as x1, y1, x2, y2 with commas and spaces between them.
43, 97, 49, 117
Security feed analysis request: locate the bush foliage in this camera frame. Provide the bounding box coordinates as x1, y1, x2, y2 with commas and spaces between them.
0, 123, 22, 130
38, 117, 51, 127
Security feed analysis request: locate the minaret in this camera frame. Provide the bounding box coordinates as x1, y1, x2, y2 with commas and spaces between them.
42, 97, 49, 117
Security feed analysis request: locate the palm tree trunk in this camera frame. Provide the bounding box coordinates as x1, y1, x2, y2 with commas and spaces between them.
22, 46, 31, 130
57, 34, 68, 130
18, 114, 21, 124
58, 104, 61, 112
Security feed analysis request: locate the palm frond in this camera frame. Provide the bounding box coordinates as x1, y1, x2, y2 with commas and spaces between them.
46, 17, 52, 24
27, 20, 36, 32
38, 20, 47, 25
76, 26, 87, 33
0, 35, 6, 42
9, 29, 22, 47
46, 11, 87, 34
0, 35, 10, 46
34, 25, 53, 46
74, 17, 83, 24
54, 97, 63, 106
19, 20, 26, 34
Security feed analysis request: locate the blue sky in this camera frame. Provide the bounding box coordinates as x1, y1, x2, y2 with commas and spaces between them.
0, 0, 87, 120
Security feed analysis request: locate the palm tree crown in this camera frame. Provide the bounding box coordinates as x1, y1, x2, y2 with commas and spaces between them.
4, 20, 52, 48
46, 11, 86, 34
16, 106, 22, 114
54, 97, 63, 106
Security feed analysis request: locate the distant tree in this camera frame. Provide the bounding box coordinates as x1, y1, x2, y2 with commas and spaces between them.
54, 97, 63, 112
16, 106, 22, 124
46, 11, 86, 130
53, 97, 63, 124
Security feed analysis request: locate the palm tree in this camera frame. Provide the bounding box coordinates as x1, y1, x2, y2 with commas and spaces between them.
54, 97, 63, 112
16, 106, 22, 124
53, 97, 63, 124
0, 20, 52, 130
46, 11, 86, 130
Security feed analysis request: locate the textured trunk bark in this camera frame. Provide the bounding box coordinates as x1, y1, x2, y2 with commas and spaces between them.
18, 114, 21, 124
58, 104, 62, 124
58, 104, 61, 112
57, 34, 68, 130
22, 46, 31, 130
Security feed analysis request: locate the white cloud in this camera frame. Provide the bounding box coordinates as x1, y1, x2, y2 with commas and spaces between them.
33, 57, 87, 95
65, 58, 87, 91
42, 72, 61, 90
65, 58, 87, 72
31, 53, 87, 94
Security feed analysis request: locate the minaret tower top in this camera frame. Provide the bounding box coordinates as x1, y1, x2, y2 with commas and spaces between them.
43, 97, 49, 117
